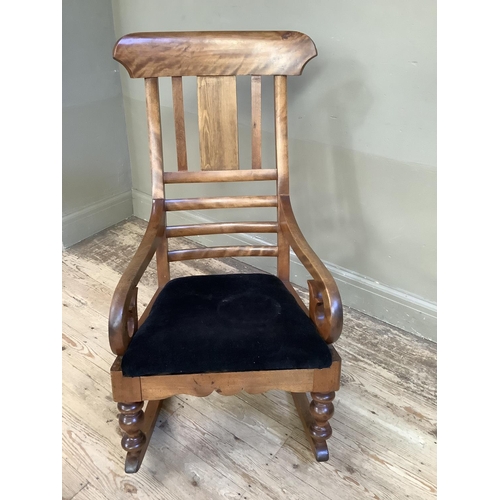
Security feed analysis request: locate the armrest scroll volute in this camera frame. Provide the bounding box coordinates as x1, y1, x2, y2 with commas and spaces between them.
108, 200, 165, 355
279, 195, 343, 343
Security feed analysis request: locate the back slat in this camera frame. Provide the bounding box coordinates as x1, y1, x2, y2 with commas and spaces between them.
144, 78, 165, 199
171, 77, 188, 171
166, 221, 278, 238
251, 76, 262, 169
164, 195, 277, 211
168, 246, 278, 262
164, 169, 276, 183
198, 76, 239, 170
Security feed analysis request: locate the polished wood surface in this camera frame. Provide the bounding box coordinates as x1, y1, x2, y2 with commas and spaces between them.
113, 31, 317, 78
167, 245, 279, 262
280, 194, 343, 343
110, 343, 339, 407
144, 78, 165, 199
292, 392, 331, 461
140, 364, 339, 400
198, 76, 239, 170
110, 356, 142, 402
309, 392, 335, 462
171, 76, 188, 171
155, 232, 169, 287
166, 221, 278, 238
63, 218, 437, 498
123, 399, 163, 474
283, 280, 310, 315
108, 200, 165, 356
138, 287, 164, 328
111, 348, 340, 402
164, 195, 277, 211
118, 401, 146, 473
251, 75, 262, 169
275, 76, 291, 281
109, 31, 345, 474
164, 169, 277, 183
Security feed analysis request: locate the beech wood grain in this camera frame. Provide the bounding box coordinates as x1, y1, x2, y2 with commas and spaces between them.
155, 233, 169, 287
108, 30, 344, 475
166, 221, 278, 238
198, 76, 239, 171
108, 200, 165, 355
164, 195, 277, 211
251, 75, 262, 169
113, 31, 317, 78
144, 78, 165, 199
65, 216, 436, 497
171, 76, 188, 171
167, 245, 278, 262
275, 76, 291, 280
164, 169, 277, 183
280, 195, 343, 343
123, 399, 163, 473
109, 346, 340, 402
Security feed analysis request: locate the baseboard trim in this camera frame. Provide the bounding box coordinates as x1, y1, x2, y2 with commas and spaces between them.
63, 191, 133, 248
132, 189, 437, 341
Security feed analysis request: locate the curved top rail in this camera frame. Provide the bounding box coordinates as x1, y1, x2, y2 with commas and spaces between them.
113, 31, 317, 78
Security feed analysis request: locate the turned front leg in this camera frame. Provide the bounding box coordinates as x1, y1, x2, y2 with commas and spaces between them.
118, 402, 146, 460
310, 392, 335, 457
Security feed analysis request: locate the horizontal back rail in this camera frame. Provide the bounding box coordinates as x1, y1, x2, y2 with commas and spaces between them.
164, 195, 277, 211
166, 221, 278, 238
164, 170, 277, 183
113, 31, 317, 77
168, 246, 278, 261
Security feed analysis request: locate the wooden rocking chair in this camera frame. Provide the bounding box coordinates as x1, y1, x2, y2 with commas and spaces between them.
109, 31, 343, 473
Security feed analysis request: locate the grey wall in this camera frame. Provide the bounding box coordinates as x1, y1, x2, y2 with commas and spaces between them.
111, 0, 437, 340
62, 0, 133, 247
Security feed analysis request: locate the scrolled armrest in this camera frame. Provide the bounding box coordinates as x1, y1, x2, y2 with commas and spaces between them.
279, 195, 343, 343
108, 200, 165, 355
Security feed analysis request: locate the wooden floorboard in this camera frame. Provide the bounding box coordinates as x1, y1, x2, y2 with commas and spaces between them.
62, 217, 437, 500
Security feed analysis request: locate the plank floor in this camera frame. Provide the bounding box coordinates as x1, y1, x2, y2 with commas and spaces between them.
62, 217, 437, 500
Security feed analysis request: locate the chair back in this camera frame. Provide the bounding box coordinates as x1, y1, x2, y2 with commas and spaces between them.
113, 31, 317, 285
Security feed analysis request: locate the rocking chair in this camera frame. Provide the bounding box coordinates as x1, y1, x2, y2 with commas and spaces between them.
109, 31, 343, 473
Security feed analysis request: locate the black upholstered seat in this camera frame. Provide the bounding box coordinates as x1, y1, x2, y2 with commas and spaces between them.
122, 273, 332, 377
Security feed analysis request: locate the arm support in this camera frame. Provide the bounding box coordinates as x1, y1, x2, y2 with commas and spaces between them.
279, 195, 343, 343
108, 200, 166, 355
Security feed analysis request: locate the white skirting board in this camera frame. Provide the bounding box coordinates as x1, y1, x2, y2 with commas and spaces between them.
62, 191, 133, 248
133, 189, 437, 342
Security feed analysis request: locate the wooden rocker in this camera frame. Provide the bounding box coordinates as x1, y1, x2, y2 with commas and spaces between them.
109, 31, 343, 473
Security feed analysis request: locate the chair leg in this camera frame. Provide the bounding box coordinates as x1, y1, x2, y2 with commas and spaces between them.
292, 391, 335, 462
309, 392, 335, 460
118, 400, 163, 473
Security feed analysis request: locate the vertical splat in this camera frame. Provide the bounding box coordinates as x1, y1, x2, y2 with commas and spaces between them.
197, 76, 239, 170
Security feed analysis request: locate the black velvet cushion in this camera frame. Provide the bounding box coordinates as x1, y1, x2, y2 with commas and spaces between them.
122, 273, 332, 377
